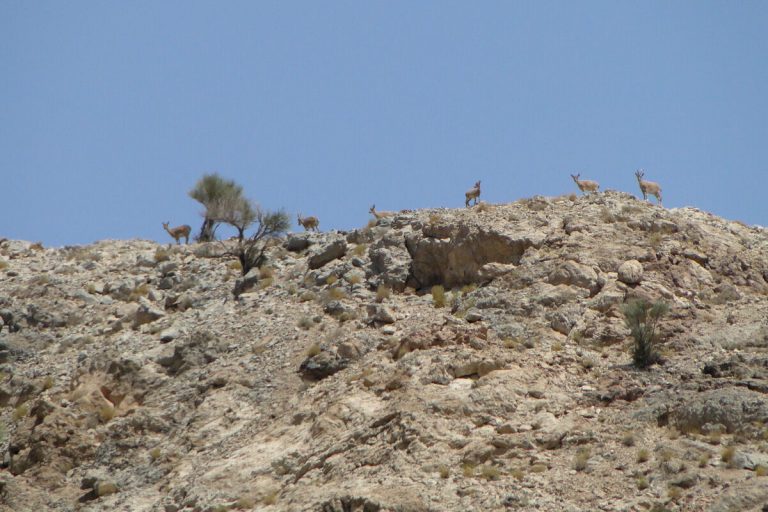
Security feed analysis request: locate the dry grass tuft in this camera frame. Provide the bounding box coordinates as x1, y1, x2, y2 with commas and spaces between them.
376, 284, 392, 303
99, 405, 116, 423
573, 446, 591, 471
432, 285, 446, 308
353, 243, 367, 257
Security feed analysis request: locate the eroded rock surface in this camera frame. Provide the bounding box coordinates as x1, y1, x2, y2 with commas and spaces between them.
1, 193, 768, 511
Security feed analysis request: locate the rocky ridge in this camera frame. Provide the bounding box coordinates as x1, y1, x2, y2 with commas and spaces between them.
1, 191, 768, 511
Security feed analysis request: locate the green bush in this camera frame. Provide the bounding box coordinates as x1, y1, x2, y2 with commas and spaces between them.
622, 299, 668, 368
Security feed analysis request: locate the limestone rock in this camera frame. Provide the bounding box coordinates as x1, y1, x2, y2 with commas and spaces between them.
617, 260, 643, 285
308, 239, 347, 269
547, 261, 600, 294
284, 233, 312, 252
673, 387, 768, 433
298, 352, 348, 381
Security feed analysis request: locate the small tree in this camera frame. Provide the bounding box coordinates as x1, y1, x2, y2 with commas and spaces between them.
189, 173, 246, 242
622, 299, 669, 368
216, 201, 290, 276
208, 193, 257, 241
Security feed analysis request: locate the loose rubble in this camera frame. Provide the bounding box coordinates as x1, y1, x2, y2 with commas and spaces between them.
1, 191, 768, 511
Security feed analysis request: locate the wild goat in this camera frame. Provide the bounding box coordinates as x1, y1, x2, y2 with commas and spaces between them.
465, 180, 481, 207
369, 204, 394, 220
570, 173, 599, 194
297, 213, 320, 232
162, 222, 191, 245
635, 170, 663, 205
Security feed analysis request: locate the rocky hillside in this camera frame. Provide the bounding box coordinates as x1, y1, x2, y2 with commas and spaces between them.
2, 191, 768, 512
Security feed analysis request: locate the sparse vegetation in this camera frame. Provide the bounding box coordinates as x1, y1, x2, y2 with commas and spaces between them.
327, 287, 347, 300
99, 405, 116, 423
262, 490, 279, 505
649, 232, 663, 250
189, 173, 246, 242
658, 448, 674, 462
438, 465, 450, 479
299, 291, 316, 302
154, 246, 171, 262
376, 284, 391, 303
305, 343, 321, 357
573, 447, 591, 471
461, 462, 476, 477
432, 285, 446, 308
353, 243, 367, 257
580, 356, 596, 370
636, 476, 649, 490
236, 495, 257, 509
721, 445, 736, 466
637, 448, 650, 463
622, 299, 669, 368
129, 282, 150, 301
622, 433, 635, 447
600, 207, 616, 223
96, 481, 118, 497
12, 404, 28, 421
298, 316, 314, 330
480, 465, 501, 480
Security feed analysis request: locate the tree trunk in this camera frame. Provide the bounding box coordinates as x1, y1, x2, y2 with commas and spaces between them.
197, 217, 216, 242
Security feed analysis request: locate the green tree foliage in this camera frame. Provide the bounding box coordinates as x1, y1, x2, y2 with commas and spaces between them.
622, 299, 669, 368
208, 193, 257, 241
188, 173, 245, 242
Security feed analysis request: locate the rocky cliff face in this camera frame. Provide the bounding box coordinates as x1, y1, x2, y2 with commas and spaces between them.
2, 191, 768, 511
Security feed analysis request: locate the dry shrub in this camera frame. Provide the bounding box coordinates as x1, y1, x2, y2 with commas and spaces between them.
432, 285, 446, 308
99, 405, 116, 423
154, 247, 171, 263
376, 284, 392, 303
328, 287, 347, 300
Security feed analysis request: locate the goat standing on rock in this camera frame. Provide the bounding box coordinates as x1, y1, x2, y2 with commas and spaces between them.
297, 213, 320, 232
570, 173, 599, 195
465, 180, 481, 207
369, 204, 394, 220
162, 222, 191, 245
635, 170, 662, 206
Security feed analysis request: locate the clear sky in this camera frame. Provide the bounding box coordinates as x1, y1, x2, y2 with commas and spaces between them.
2, 1, 767, 246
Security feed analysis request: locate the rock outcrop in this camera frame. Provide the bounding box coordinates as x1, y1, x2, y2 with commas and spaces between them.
1, 192, 768, 511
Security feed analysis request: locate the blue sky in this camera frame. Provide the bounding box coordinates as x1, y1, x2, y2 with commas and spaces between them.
2, 1, 767, 246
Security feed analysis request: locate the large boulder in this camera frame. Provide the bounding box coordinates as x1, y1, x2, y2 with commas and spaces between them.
547, 261, 600, 294
369, 234, 411, 291
617, 260, 643, 285
308, 239, 347, 269
407, 228, 544, 289
672, 387, 768, 433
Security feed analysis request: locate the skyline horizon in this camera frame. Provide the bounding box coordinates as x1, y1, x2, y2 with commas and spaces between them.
3, 2, 767, 246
